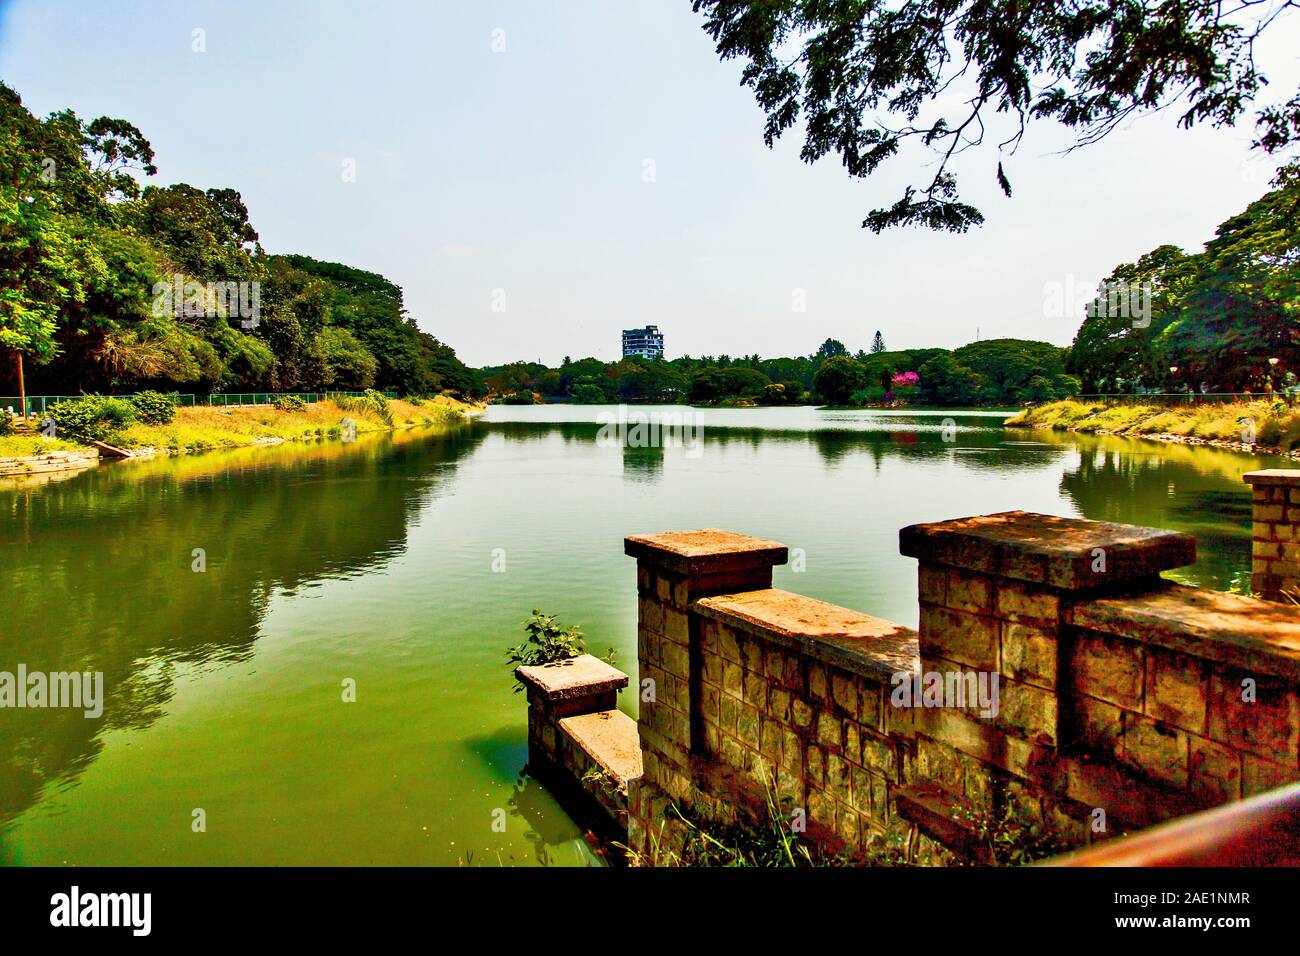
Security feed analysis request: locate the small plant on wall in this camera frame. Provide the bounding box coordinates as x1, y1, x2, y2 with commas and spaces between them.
951, 801, 1075, 866
507, 609, 588, 691
507, 609, 618, 691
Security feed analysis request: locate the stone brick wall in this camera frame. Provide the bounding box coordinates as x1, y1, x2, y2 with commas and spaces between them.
1066, 587, 1300, 808
1246, 469, 1300, 601
688, 589, 917, 854
622, 507, 1300, 865
516, 655, 638, 841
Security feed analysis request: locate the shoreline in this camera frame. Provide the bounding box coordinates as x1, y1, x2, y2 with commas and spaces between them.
1006, 398, 1300, 460
0, 396, 484, 483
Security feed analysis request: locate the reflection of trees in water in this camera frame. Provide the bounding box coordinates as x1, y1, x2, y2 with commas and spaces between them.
622, 443, 664, 483
1051, 433, 1262, 590
0, 428, 483, 826
488, 419, 1040, 474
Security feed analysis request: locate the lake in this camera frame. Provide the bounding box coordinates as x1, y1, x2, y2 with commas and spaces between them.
0, 405, 1285, 865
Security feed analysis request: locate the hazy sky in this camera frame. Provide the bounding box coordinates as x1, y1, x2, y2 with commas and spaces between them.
2, 0, 1296, 367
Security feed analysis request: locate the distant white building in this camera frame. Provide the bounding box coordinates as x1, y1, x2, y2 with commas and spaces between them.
622, 325, 664, 360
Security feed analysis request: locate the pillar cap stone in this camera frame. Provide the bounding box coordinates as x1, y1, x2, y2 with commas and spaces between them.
515, 654, 628, 702
624, 529, 788, 575
1244, 469, 1300, 488
899, 511, 1195, 590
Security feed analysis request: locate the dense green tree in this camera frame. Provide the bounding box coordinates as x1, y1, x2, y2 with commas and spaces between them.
1067, 245, 1199, 392
812, 355, 867, 404
279, 255, 482, 397
319, 326, 378, 389
1157, 177, 1300, 390
918, 355, 984, 406
688, 366, 770, 403
815, 338, 848, 360
953, 339, 1067, 400
1065, 176, 1300, 393
870, 331, 886, 354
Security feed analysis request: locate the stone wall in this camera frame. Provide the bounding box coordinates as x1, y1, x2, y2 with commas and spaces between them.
1246, 469, 1300, 601
516, 655, 639, 841
622, 503, 1300, 864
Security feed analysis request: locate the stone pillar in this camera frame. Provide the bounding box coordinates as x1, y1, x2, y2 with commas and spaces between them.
622, 529, 787, 855
516, 654, 628, 771
1244, 470, 1300, 602
898, 511, 1196, 827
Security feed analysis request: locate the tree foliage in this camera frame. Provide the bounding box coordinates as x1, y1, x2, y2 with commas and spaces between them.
0, 83, 483, 399
693, 0, 1300, 231
1068, 175, 1300, 391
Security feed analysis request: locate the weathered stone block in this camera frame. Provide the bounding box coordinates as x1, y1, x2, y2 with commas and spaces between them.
1070, 630, 1144, 710
861, 734, 894, 776
827, 751, 851, 804
919, 603, 999, 670
791, 697, 814, 729
637, 596, 663, 636
1001, 621, 1057, 689
1144, 648, 1207, 734
860, 683, 884, 730
844, 721, 861, 766
805, 744, 825, 787
722, 661, 743, 699
737, 705, 760, 747
817, 711, 841, 749
1189, 735, 1241, 805
781, 728, 802, 774
995, 581, 1060, 626
660, 641, 690, 681
851, 766, 873, 814
808, 664, 829, 701
916, 737, 964, 792
918, 565, 947, 605
1074, 692, 1124, 758
718, 626, 741, 664
945, 568, 994, 614
718, 694, 737, 733
900, 511, 1196, 589
662, 608, 689, 645
701, 652, 723, 687
1207, 669, 1299, 760
831, 672, 858, 716
996, 678, 1058, 745
764, 646, 785, 681
1121, 714, 1189, 787
743, 671, 768, 709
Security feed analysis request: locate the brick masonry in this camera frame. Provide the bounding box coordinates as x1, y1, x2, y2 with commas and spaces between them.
619, 508, 1300, 864
1246, 469, 1300, 602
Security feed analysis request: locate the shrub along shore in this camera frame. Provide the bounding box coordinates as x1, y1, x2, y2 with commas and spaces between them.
0, 393, 480, 459
1007, 398, 1300, 458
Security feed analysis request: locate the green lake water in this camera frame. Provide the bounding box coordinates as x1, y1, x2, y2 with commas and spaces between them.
0, 405, 1287, 865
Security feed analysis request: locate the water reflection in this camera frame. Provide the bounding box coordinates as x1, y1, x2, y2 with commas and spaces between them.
622, 443, 664, 483
0, 426, 483, 825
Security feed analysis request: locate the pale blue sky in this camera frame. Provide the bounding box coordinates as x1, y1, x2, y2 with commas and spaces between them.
1, 0, 1296, 366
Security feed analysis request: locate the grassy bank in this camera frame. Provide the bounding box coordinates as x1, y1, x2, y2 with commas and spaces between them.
1007, 399, 1300, 456
0, 395, 480, 458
